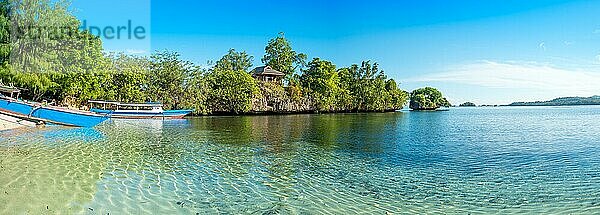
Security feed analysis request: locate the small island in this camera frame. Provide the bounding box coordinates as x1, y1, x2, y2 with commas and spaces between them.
459, 102, 476, 107
409, 87, 451, 110
508, 96, 600, 106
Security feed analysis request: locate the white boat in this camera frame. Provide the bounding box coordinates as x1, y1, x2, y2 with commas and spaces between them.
88, 100, 193, 119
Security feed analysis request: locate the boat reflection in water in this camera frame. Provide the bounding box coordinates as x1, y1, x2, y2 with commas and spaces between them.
110, 118, 192, 134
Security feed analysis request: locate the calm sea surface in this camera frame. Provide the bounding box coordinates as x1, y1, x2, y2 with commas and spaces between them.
1, 106, 600, 214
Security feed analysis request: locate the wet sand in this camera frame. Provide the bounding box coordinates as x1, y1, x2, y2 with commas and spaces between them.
0, 113, 37, 131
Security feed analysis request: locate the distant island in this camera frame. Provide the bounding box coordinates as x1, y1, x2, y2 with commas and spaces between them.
508, 96, 600, 106
459, 102, 476, 107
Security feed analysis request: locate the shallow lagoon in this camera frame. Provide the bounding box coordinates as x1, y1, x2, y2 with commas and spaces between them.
1, 106, 600, 214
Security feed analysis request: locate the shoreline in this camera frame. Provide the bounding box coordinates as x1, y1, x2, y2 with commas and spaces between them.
0, 112, 38, 131
504, 104, 600, 107
190, 109, 400, 117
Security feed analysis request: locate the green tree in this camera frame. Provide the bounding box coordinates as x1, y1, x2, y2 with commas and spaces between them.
148, 51, 196, 110
385, 79, 409, 110
300, 58, 340, 111
409, 87, 451, 110
0, 0, 10, 65
58, 71, 113, 106
206, 68, 259, 114
286, 73, 304, 102
335, 67, 354, 111
214, 48, 253, 72
262, 32, 306, 79
110, 53, 150, 103
9, 0, 82, 73
0, 0, 112, 104
0, 69, 62, 101
181, 67, 210, 115
344, 61, 389, 111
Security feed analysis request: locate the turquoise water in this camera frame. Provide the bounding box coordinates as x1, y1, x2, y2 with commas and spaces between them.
1, 106, 600, 214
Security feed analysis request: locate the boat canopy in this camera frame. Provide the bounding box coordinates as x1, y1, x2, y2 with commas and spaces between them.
120, 103, 162, 107
88, 100, 163, 108
88, 100, 120, 105
0, 83, 22, 98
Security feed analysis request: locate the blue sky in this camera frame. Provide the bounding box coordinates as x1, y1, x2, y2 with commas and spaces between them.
71, 0, 600, 105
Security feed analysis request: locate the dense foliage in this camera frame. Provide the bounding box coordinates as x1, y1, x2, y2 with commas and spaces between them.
214, 48, 253, 72
0, 0, 423, 115
300, 58, 407, 112
262, 32, 306, 80
0, 0, 9, 64
409, 87, 451, 110
0, 0, 112, 102
206, 69, 259, 114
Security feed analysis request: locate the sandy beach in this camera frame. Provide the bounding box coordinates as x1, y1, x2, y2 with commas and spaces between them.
0, 112, 37, 131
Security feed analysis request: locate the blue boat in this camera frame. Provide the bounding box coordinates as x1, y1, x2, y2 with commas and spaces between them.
0, 86, 109, 127
89, 100, 193, 119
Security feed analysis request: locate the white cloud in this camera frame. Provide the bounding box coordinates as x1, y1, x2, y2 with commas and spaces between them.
538, 42, 546, 51
405, 61, 600, 96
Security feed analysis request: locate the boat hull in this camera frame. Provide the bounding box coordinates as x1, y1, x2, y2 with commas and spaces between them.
90, 108, 193, 119
0, 98, 108, 127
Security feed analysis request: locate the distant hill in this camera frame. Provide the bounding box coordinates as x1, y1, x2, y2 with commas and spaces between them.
508, 96, 600, 106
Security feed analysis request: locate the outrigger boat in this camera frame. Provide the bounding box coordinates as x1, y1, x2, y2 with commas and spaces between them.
88, 100, 193, 119
0, 85, 109, 127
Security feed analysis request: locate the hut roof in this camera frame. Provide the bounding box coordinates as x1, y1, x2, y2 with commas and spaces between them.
252, 66, 285, 76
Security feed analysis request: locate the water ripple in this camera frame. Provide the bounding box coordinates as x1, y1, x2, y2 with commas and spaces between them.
1, 107, 600, 214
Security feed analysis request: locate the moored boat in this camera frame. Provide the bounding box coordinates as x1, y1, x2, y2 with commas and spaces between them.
0, 86, 109, 127
88, 100, 193, 119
